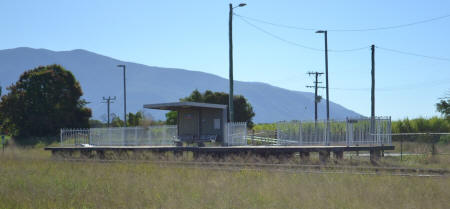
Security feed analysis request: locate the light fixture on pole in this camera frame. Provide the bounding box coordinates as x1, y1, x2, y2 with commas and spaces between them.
228, 2, 246, 122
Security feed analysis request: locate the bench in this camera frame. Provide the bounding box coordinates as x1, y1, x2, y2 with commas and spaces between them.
175, 134, 218, 147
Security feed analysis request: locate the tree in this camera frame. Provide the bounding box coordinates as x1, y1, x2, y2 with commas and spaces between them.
110, 113, 125, 127
166, 90, 255, 128
436, 95, 449, 120
0, 86, 4, 134
0, 65, 91, 138
89, 119, 106, 128
127, 111, 143, 127
165, 111, 177, 125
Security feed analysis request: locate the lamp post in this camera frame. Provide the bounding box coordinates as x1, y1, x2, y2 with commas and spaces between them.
316, 30, 330, 145
117, 64, 127, 127
229, 3, 246, 122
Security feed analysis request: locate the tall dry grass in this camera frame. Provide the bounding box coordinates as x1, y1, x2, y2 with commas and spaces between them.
0, 148, 449, 209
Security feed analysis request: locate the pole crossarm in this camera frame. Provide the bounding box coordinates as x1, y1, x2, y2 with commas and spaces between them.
102, 96, 116, 127
307, 71, 325, 122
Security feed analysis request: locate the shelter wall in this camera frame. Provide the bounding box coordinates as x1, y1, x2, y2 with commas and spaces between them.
200, 109, 224, 140
178, 109, 199, 136
177, 108, 225, 142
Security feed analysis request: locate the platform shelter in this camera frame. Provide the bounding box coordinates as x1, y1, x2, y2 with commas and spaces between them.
144, 102, 228, 144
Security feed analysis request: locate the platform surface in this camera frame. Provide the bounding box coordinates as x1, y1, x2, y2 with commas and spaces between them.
45, 145, 395, 153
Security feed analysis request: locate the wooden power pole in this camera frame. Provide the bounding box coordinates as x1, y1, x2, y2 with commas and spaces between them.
307, 72, 325, 122
102, 96, 116, 127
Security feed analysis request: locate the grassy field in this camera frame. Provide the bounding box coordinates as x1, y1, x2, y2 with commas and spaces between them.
0, 148, 449, 209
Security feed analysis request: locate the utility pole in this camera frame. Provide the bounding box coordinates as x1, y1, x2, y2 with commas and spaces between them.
371, 45, 376, 140
229, 3, 234, 122
117, 65, 127, 127
306, 72, 325, 122
228, 3, 246, 122
316, 30, 330, 145
102, 96, 116, 127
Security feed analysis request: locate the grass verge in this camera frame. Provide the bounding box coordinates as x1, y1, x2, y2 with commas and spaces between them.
0, 148, 449, 209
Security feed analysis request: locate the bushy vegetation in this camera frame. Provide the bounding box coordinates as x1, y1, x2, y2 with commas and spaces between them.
91, 111, 165, 128
392, 117, 449, 143
253, 123, 277, 133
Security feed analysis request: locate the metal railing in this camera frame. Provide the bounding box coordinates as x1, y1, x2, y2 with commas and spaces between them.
224, 122, 248, 146
60, 117, 391, 147
60, 128, 90, 146
276, 117, 392, 146
60, 126, 178, 146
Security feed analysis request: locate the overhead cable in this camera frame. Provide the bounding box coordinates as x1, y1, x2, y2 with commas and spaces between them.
236, 15, 369, 52
234, 13, 450, 32
376, 46, 450, 62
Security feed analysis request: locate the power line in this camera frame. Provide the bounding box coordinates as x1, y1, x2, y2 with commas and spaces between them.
331, 78, 450, 91
235, 15, 369, 52
376, 46, 450, 62
236, 14, 450, 62
234, 13, 450, 32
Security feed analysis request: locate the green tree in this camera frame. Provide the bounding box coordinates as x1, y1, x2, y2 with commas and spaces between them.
0, 85, 3, 134
110, 114, 125, 127
127, 111, 143, 127
0, 65, 91, 139
165, 111, 177, 125
166, 89, 255, 128
436, 96, 449, 120
89, 119, 106, 128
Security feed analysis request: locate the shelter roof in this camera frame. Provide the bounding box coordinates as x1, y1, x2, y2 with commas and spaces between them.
143, 102, 227, 111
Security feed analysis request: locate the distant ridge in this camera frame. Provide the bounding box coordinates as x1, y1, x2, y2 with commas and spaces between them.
0, 47, 361, 123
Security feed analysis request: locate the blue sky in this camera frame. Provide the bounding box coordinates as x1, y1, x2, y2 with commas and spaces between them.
1, 0, 449, 120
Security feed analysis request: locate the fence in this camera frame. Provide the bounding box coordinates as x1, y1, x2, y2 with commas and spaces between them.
61, 123, 248, 147
276, 117, 392, 146
60, 128, 90, 146
224, 122, 248, 146
60, 125, 178, 146
60, 118, 390, 147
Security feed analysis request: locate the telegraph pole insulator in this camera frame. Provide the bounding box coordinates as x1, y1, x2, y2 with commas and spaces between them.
102, 96, 116, 128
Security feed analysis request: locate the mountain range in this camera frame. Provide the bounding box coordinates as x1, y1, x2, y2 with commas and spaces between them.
0, 47, 361, 123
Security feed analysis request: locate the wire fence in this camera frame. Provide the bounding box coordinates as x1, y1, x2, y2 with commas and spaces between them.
60, 126, 178, 146
275, 117, 392, 146
224, 122, 248, 146
60, 123, 249, 147
60, 118, 392, 147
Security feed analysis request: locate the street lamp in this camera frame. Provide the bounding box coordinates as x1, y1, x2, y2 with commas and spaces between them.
229, 2, 246, 122
117, 64, 127, 127
316, 30, 330, 145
